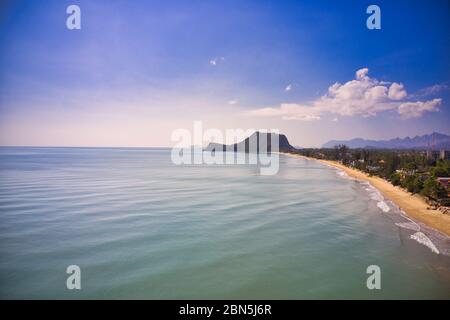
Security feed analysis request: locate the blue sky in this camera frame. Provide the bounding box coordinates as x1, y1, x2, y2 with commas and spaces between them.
0, 0, 449, 147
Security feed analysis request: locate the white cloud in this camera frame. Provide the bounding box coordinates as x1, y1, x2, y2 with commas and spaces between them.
246, 103, 320, 121
209, 57, 225, 66
397, 98, 441, 119
388, 82, 407, 100
228, 100, 237, 105
356, 68, 369, 80
415, 84, 448, 97
246, 68, 442, 121
285, 84, 292, 92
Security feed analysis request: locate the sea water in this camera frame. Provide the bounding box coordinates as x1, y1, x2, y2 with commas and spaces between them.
0, 147, 449, 299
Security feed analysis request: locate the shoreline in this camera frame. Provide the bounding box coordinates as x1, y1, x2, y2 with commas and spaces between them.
283, 153, 450, 237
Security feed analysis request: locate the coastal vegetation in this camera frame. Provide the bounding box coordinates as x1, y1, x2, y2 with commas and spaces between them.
288, 146, 450, 208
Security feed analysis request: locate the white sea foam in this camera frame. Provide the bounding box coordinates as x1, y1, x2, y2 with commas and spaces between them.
336, 170, 349, 178
377, 201, 391, 212
370, 191, 384, 202
395, 222, 420, 232
318, 158, 447, 256
410, 232, 440, 254
364, 183, 391, 212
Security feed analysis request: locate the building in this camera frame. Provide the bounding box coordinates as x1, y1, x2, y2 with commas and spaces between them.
426, 149, 449, 161
437, 177, 450, 198
437, 177, 450, 188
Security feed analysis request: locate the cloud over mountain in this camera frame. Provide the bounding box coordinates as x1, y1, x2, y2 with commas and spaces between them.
247, 68, 442, 120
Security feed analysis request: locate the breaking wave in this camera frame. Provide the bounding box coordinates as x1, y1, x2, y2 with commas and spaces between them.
410, 232, 440, 254
395, 222, 420, 232
376, 201, 391, 213
336, 172, 447, 256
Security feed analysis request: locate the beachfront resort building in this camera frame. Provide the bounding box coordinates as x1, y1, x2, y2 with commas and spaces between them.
437, 177, 450, 198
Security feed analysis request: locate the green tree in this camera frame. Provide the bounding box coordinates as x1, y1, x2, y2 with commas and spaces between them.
422, 177, 444, 199
403, 174, 423, 194
383, 153, 399, 178
339, 145, 349, 164
431, 160, 450, 177
390, 173, 401, 186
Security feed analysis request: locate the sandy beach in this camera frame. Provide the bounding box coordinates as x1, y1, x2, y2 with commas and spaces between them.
286, 153, 450, 237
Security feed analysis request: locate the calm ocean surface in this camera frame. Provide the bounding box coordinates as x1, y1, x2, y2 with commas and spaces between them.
0, 147, 449, 299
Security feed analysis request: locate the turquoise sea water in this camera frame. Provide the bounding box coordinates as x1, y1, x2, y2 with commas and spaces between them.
0, 147, 449, 299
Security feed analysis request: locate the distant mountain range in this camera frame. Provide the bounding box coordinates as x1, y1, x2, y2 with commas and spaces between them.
322, 132, 450, 150
204, 131, 296, 153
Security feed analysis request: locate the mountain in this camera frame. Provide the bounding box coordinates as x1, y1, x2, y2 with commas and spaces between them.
322, 132, 450, 150
204, 131, 296, 153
